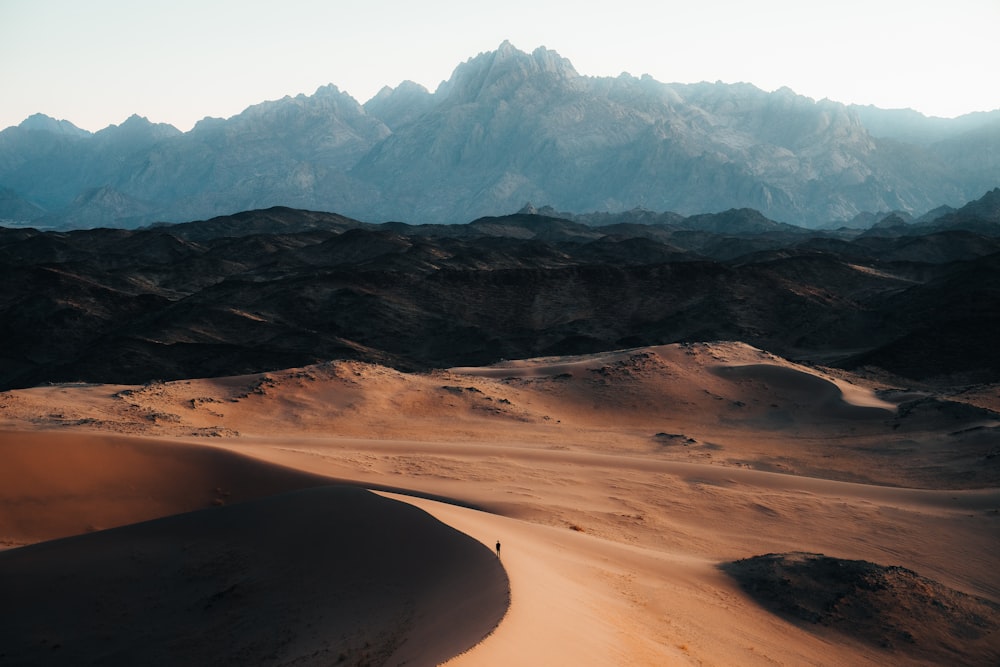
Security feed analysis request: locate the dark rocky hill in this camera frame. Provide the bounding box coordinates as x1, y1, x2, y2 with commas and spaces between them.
2, 199, 999, 389
724, 552, 1000, 665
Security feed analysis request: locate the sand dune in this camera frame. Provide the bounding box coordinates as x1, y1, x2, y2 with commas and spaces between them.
0, 446, 507, 666
1, 342, 998, 665
3, 342, 995, 488
711, 362, 896, 418
0, 430, 334, 546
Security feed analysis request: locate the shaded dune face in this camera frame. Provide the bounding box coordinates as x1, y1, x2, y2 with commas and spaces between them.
0, 438, 509, 667
711, 363, 896, 421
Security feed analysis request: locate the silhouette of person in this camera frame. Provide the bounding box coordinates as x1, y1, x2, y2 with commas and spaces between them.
496, 540, 501, 558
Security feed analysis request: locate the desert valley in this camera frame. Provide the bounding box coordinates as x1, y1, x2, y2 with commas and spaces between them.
1, 195, 999, 665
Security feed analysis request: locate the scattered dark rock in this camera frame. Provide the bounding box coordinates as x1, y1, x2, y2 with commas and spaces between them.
722, 552, 1000, 664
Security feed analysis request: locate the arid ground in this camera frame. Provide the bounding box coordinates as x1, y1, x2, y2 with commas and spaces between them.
1, 342, 998, 665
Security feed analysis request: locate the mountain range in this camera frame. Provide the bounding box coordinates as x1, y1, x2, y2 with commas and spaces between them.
2, 188, 999, 390
2, 42, 998, 229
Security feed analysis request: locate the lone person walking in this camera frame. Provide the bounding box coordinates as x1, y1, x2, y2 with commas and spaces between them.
496, 540, 501, 558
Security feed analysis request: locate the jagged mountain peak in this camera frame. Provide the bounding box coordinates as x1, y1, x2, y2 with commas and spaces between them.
206, 83, 390, 151
276, 84, 362, 112
94, 114, 181, 140
528, 44, 577, 75
313, 82, 343, 96
187, 84, 371, 133
436, 41, 578, 102
494, 38, 517, 57
364, 80, 435, 130
308, 83, 365, 105
114, 113, 152, 127
17, 113, 90, 137
370, 80, 431, 100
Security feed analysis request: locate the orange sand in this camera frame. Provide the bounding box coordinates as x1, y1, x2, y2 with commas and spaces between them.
1, 342, 997, 665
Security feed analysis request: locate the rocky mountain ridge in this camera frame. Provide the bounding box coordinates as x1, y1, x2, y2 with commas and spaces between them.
1, 43, 997, 229
2, 189, 999, 390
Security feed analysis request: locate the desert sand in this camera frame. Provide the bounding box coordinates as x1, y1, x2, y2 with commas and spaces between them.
1, 342, 998, 665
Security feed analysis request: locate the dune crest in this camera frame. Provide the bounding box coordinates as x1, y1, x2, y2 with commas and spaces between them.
0, 430, 332, 546
711, 362, 896, 418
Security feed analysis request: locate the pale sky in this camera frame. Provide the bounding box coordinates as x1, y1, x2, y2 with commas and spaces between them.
1, 0, 997, 133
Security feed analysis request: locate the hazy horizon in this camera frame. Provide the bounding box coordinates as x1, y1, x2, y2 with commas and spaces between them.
2, 0, 998, 133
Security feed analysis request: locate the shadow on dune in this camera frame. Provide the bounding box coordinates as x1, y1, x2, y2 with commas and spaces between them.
712, 364, 893, 420
0, 466, 509, 666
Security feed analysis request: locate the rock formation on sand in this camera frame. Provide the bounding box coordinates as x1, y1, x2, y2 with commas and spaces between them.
723, 552, 1000, 665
